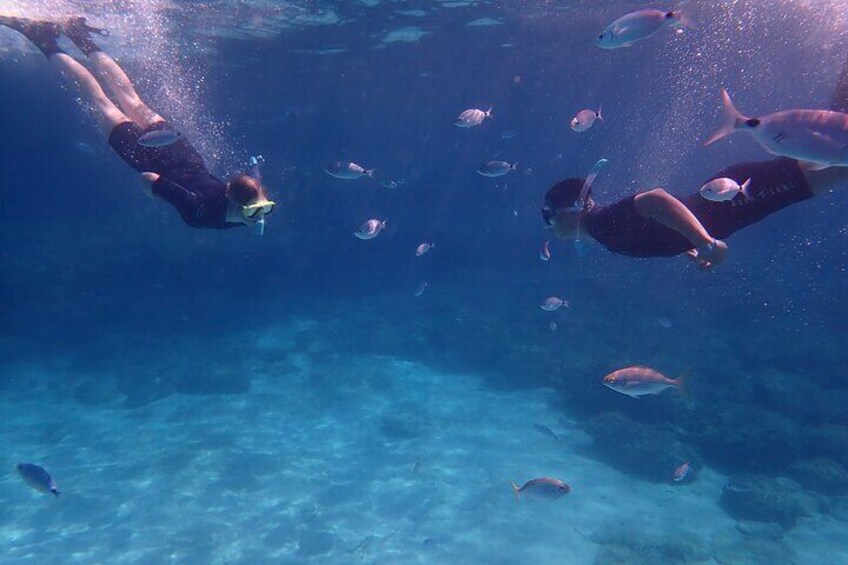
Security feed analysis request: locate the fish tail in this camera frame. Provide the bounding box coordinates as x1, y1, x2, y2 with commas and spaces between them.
674, 370, 691, 400
704, 89, 747, 146
511, 163, 518, 171
486, 106, 494, 118
740, 178, 752, 199
365, 169, 375, 178
597, 103, 603, 121
511, 481, 521, 501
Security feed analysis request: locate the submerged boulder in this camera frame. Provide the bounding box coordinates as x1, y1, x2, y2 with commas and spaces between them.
787, 458, 848, 495
584, 411, 695, 482
719, 474, 819, 529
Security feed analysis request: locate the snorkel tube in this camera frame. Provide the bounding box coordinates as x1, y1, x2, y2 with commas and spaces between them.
573, 158, 609, 254
248, 154, 267, 236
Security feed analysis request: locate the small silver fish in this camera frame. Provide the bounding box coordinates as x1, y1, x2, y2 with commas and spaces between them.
699, 177, 752, 202
540, 296, 569, 312
570, 106, 603, 132
549, 321, 557, 331
354, 219, 386, 240
325, 161, 374, 180
540, 240, 551, 261
477, 160, 517, 177
16, 463, 60, 497
602, 365, 684, 398
597, 6, 694, 49
704, 89, 848, 169
414, 282, 429, 297
416, 242, 434, 256
455, 106, 492, 128
138, 129, 181, 148
511, 477, 570, 500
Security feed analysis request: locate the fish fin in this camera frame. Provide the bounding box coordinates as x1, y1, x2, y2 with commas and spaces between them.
674, 370, 691, 400
597, 104, 603, 122
511, 481, 521, 501
739, 178, 752, 199
797, 160, 831, 171
704, 89, 747, 146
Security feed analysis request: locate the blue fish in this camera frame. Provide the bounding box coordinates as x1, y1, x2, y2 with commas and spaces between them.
16, 463, 60, 497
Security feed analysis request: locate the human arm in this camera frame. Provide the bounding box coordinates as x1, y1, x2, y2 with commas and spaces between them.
633, 188, 727, 268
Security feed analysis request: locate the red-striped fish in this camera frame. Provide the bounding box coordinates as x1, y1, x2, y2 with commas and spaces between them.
602, 366, 684, 398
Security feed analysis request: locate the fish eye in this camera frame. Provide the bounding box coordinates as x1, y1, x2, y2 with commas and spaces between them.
598, 33, 605, 40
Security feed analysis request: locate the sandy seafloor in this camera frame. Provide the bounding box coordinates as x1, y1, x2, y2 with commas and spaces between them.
2, 318, 847, 565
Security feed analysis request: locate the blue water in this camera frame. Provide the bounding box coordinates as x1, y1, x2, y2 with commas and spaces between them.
1, 1, 847, 563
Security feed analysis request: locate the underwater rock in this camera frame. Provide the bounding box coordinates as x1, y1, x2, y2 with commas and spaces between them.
297, 530, 337, 558
115, 373, 174, 409
734, 520, 784, 540
802, 425, 848, 468
693, 404, 801, 471
752, 369, 837, 423
591, 529, 707, 565
719, 475, 819, 529
584, 411, 696, 482
787, 458, 848, 495
710, 528, 797, 565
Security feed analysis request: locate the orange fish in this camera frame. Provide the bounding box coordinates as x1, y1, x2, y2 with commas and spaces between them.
673, 461, 691, 482
602, 365, 685, 398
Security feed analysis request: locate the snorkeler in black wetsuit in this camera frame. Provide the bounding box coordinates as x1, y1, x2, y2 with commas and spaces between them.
542, 59, 848, 269
0, 15, 275, 232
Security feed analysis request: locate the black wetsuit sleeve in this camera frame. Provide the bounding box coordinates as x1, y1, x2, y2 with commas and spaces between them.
152, 176, 200, 219
151, 175, 237, 229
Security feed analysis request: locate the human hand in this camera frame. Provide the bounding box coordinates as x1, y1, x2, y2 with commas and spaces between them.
686, 239, 728, 270
140, 172, 159, 199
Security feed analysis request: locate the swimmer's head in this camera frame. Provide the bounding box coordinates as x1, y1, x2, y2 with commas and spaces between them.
227, 173, 275, 228
541, 178, 592, 239
227, 173, 267, 205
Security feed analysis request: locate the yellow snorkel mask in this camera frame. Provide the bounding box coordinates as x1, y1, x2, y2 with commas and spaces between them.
241, 198, 276, 236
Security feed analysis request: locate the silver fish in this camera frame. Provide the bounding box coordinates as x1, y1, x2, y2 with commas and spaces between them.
540, 296, 569, 312
570, 106, 603, 132
699, 177, 752, 202
416, 242, 434, 256
414, 282, 429, 297
16, 463, 60, 497
597, 6, 694, 49
325, 161, 374, 180
704, 89, 848, 169
354, 218, 386, 240
138, 129, 181, 148
511, 477, 570, 500
477, 160, 517, 177
455, 106, 492, 128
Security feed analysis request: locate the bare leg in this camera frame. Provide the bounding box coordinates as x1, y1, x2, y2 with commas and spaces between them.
87, 51, 164, 128
50, 53, 128, 135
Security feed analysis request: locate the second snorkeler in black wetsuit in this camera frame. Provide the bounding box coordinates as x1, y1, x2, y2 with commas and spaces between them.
0, 15, 275, 232
542, 58, 848, 269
